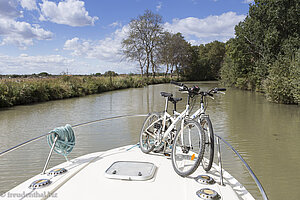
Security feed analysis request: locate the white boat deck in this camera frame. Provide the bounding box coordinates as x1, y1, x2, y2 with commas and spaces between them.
1, 145, 255, 200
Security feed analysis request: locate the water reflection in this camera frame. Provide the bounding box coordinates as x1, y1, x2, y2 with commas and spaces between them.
0, 83, 299, 200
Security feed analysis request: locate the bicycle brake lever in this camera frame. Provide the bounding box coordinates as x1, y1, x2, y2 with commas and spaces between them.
218, 91, 225, 95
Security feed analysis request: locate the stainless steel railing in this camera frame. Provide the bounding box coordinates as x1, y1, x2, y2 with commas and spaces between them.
0, 114, 148, 158
215, 134, 268, 200
0, 114, 268, 199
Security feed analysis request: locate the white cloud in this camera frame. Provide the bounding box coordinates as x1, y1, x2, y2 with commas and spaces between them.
62, 25, 138, 74
19, 0, 38, 10
109, 21, 122, 28
242, 0, 254, 4
0, 19, 53, 49
0, 0, 22, 19
39, 0, 99, 27
0, 52, 136, 74
156, 2, 162, 11
64, 25, 129, 62
164, 12, 246, 44
0, 53, 75, 74
0, 0, 53, 49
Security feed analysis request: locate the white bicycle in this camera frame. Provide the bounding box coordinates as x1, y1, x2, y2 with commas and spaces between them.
140, 82, 205, 177
173, 82, 226, 172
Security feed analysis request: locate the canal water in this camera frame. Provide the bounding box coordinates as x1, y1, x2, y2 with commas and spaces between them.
0, 82, 299, 199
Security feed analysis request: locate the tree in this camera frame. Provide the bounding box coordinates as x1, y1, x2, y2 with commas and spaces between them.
158, 32, 190, 78
222, 0, 300, 91
122, 10, 163, 77
183, 41, 225, 81
104, 71, 118, 77
122, 38, 146, 76
38, 72, 51, 76
172, 33, 191, 78
157, 32, 175, 77
221, 0, 300, 103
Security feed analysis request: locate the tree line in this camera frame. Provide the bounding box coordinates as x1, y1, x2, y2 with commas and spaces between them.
123, 0, 299, 104
122, 10, 225, 80
220, 0, 299, 104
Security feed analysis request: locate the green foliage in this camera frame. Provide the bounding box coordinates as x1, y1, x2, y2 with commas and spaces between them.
220, 54, 239, 86
265, 50, 300, 104
184, 41, 225, 81
158, 32, 191, 78
221, 0, 300, 104
38, 72, 51, 76
103, 71, 118, 77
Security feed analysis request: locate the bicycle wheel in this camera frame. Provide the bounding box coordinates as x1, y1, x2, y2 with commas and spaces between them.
200, 116, 214, 171
171, 120, 205, 177
139, 113, 162, 153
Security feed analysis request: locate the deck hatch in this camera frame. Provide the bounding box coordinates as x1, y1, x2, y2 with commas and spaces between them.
105, 161, 156, 181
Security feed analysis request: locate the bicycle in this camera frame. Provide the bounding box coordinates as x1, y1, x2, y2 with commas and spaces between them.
139, 83, 205, 177
172, 81, 226, 172
139, 92, 181, 154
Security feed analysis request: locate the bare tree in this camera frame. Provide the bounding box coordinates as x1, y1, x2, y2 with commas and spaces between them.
122, 38, 146, 76
122, 10, 163, 77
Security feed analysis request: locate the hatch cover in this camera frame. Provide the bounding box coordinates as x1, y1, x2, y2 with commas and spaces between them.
105, 161, 157, 181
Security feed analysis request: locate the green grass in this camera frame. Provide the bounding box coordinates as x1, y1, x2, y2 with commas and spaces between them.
0, 75, 176, 108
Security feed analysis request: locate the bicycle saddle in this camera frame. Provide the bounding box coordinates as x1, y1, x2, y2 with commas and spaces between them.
160, 92, 173, 97
169, 97, 182, 103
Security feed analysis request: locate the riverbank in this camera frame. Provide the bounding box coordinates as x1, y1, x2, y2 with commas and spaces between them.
0, 75, 176, 108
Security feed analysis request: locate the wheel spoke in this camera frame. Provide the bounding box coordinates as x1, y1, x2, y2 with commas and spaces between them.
172, 120, 204, 177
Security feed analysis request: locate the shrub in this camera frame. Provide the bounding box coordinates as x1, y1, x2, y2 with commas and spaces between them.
265, 50, 300, 104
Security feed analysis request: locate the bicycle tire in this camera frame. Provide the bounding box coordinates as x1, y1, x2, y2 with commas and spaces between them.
139, 113, 162, 153
171, 120, 205, 177
200, 116, 214, 171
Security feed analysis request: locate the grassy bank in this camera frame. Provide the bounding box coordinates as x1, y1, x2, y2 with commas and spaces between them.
0, 75, 175, 108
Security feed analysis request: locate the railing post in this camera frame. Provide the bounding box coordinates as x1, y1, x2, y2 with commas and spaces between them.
216, 137, 224, 186
42, 135, 58, 174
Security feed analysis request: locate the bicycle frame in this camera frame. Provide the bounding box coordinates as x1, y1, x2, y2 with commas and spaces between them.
161, 104, 190, 142
161, 92, 197, 143
144, 95, 192, 145
190, 95, 206, 120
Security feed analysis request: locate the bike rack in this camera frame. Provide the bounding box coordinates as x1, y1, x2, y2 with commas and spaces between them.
215, 134, 268, 200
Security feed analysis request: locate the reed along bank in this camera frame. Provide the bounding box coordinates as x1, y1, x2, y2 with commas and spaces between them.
0, 75, 175, 108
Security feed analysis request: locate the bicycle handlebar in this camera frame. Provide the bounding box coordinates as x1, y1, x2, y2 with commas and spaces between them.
215, 88, 226, 92
170, 81, 226, 98
170, 81, 184, 87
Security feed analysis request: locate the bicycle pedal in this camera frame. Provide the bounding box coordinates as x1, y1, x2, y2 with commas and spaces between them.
153, 145, 164, 153
164, 152, 170, 157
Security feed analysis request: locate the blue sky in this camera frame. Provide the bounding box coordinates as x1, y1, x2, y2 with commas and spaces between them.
0, 0, 253, 75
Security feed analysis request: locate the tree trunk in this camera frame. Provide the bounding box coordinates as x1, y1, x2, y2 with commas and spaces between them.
150, 52, 156, 78
145, 51, 150, 77
176, 65, 180, 80
165, 64, 169, 78
138, 59, 144, 76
